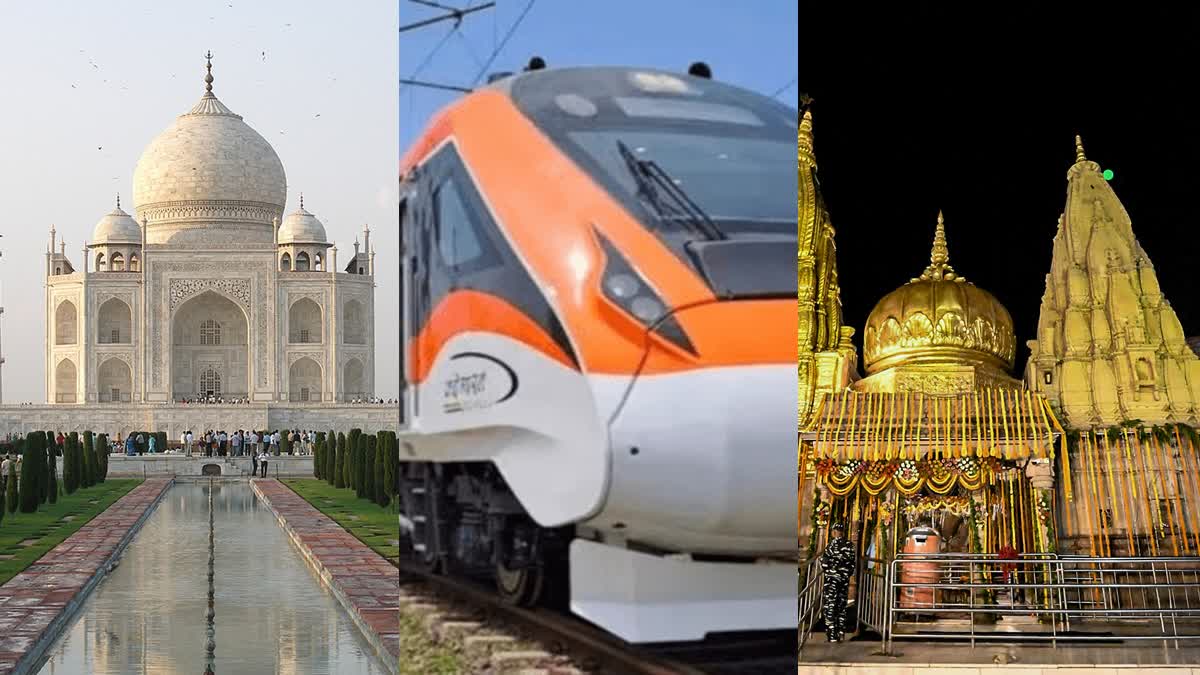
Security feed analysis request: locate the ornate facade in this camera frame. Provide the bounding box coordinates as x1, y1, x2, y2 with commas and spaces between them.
1025, 136, 1200, 428
43, 55, 376, 406
797, 109, 856, 430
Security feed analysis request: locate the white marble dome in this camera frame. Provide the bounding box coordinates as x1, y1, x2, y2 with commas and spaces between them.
91, 201, 141, 244
279, 200, 328, 245
132, 83, 286, 232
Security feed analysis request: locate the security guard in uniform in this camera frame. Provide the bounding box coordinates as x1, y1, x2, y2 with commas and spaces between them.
819, 522, 856, 642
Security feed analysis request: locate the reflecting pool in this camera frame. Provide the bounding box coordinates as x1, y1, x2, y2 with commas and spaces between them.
37, 482, 388, 674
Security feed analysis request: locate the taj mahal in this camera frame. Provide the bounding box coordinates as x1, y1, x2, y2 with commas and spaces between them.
0, 54, 399, 438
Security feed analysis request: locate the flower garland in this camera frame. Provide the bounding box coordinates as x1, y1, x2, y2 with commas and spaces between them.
818, 456, 1003, 496
903, 494, 976, 518
879, 499, 896, 527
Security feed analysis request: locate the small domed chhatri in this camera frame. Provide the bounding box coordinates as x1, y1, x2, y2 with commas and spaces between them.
90, 195, 141, 245
278, 194, 328, 245
856, 211, 1019, 393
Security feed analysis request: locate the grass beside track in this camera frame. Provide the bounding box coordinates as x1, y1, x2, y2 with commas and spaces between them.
0, 478, 142, 586
281, 479, 400, 566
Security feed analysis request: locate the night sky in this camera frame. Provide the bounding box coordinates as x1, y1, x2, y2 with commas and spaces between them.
801, 7, 1200, 373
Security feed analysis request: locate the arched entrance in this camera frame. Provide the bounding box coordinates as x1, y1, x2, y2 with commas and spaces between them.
55, 301, 77, 345
171, 291, 250, 400
54, 358, 77, 403
343, 358, 365, 401
289, 357, 322, 402
97, 298, 132, 344
97, 358, 132, 402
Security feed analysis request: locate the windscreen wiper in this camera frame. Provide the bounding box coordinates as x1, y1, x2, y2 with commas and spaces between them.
616, 140, 727, 241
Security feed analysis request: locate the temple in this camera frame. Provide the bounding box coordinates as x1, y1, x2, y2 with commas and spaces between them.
1023, 136, 1200, 558
797, 108, 856, 431
798, 116, 1200, 643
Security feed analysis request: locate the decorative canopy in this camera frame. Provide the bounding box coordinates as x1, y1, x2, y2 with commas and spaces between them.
803, 389, 1064, 462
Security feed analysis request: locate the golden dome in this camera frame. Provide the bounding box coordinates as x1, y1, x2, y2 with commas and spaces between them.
862, 212, 1016, 375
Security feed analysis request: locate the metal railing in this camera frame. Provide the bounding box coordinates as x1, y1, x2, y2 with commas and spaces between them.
857, 557, 891, 637
881, 554, 1200, 653
798, 557, 824, 651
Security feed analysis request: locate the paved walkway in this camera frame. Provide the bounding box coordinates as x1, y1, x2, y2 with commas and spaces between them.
0, 478, 171, 674
251, 479, 400, 673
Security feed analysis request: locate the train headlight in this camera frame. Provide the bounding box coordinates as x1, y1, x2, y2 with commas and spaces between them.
594, 228, 696, 355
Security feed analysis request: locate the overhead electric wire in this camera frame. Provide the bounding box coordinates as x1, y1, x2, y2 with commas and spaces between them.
408, 0, 463, 12
470, 0, 537, 86
770, 75, 798, 99
400, 1, 493, 33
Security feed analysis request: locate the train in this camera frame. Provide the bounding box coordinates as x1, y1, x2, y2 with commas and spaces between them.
398, 62, 798, 644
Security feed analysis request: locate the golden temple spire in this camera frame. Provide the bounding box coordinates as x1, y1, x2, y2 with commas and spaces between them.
930, 210, 949, 266
799, 109, 815, 166
917, 210, 962, 282
1074, 134, 1086, 164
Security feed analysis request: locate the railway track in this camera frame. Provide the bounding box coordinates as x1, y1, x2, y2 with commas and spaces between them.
399, 558, 798, 674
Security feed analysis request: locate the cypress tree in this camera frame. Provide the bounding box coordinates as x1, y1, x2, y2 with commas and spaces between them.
344, 429, 359, 489
379, 429, 393, 504
363, 435, 376, 502
82, 431, 95, 488
5, 457, 18, 514
313, 434, 323, 479
355, 434, 368, 498
20, 433, 41, 513
374, 431, 388, 506
97, 433, 109, 482
327, 431, 338, 486
64, 432, 78, 494
326, 429, 336, 483
334, 432, 347, 489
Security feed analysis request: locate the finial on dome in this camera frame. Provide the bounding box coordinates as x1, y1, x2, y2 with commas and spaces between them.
931, 210, 948, 266
116, 193, 121, 210
1074, 134, 1086, 163
299, 192, 304, 210
204, 50, 214, 93
917, 210, 962, 282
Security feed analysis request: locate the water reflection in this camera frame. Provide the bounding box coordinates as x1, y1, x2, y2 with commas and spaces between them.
37, 482, 388, 674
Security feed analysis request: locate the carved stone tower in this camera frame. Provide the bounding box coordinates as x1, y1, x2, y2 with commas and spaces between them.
1026, 136, 1200, 427
798, 109, 856, 429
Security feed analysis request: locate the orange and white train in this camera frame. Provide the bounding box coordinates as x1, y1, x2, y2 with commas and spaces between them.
398, 65, 798, 643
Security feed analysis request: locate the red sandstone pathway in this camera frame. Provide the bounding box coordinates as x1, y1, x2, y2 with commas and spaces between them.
251, 479, 400, 669
0, 478, 171, 674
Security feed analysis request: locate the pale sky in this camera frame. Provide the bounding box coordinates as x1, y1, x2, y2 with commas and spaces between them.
0, 1, 400, 403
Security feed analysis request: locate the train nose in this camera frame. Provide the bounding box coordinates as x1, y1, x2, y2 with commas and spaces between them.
595, 356, 797, 554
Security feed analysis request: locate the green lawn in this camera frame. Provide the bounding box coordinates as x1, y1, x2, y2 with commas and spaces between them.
0, 479, 142, 586
281, 479, 399, 566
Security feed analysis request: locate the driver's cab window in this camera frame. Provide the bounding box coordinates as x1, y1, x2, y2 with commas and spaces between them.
434, 179, 484, 268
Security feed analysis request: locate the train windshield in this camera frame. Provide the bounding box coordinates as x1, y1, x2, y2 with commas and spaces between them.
508, 68, 798, 237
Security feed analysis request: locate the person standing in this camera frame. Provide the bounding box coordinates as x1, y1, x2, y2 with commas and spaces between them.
251, 448, 259, 477
231, 431, 241, 458
186, 430, 194, 457
0, 454, 10, 501
258, 450, 269, 478
819, 522, 856, 643
148, 434, 157, 454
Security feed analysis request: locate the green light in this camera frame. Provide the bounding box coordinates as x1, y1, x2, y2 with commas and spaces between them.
1103, 169, 1114, 180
